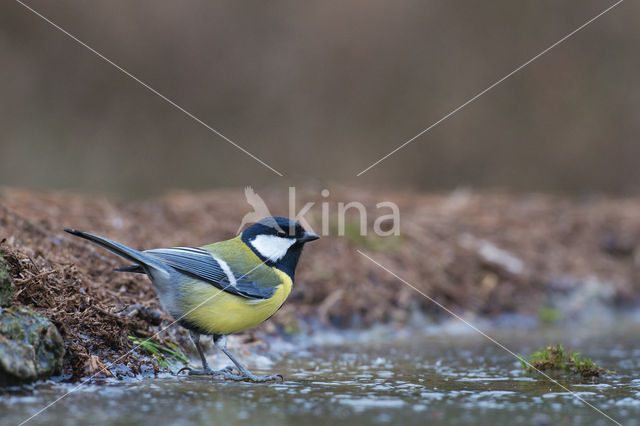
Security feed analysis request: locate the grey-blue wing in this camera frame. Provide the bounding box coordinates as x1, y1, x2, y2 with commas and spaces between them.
144, 247, 276, 300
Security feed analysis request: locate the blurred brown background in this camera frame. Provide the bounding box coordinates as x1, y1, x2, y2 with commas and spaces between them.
1, 0, 638, 196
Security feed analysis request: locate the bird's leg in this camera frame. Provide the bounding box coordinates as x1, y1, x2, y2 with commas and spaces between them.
193, 332, 211, 369
214, 334, 282, 382
178, 331, 233, 376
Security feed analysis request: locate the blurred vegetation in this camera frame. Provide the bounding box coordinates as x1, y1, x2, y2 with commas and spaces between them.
537, 306, 563, 324
338, 220, 402, 251
128, 336, 188, 370
1, 1, 639, 196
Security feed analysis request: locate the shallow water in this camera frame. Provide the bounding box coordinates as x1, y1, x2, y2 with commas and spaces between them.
3, 317, 640, 426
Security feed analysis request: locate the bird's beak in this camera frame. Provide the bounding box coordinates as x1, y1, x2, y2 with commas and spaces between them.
298, 232, 320, 243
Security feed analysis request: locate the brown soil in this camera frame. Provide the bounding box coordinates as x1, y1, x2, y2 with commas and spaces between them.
1, 187, 639, 380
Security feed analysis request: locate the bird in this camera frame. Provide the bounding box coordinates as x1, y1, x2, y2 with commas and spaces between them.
64, 216, 319, 382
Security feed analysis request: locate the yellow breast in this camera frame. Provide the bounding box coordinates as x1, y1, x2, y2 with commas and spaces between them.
178, 268, 292, 335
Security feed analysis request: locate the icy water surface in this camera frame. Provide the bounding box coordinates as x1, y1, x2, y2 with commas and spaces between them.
3, 318, 640, 426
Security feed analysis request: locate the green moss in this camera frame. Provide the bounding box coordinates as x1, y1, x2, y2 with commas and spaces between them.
0, 254, 15, 308
128, 336, 188, 370
518, 344, 614, 379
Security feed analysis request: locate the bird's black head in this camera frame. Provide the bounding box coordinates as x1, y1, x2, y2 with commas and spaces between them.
241, 217, 319, 280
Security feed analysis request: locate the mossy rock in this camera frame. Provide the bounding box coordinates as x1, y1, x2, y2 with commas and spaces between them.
0, 306, 65, 386
0, 254, 15, 308
519, 344, 614, 379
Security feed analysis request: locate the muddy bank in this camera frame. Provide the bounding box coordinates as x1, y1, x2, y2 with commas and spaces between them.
0, 187, 639, 381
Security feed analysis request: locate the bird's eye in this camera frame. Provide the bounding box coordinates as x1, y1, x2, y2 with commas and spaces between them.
276, 230, 287, 238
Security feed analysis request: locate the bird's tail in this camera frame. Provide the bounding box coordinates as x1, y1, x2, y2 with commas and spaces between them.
64, 229, 166, 274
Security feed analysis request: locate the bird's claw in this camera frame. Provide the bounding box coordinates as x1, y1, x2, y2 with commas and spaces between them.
177, 366, 191, 375
178, 365, 235, 376
221, 372, 283, 382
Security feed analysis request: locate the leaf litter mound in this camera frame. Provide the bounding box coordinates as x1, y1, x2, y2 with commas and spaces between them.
1, 187, 639, 380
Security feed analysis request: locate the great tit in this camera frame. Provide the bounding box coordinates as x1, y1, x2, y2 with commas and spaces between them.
65, 217, 319, 382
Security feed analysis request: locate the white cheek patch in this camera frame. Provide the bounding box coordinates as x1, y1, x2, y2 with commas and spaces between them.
250, 235, 296, 262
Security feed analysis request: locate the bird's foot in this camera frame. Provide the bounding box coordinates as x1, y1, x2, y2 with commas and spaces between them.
221, 371, 283, 382
178, 365, 235, 376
